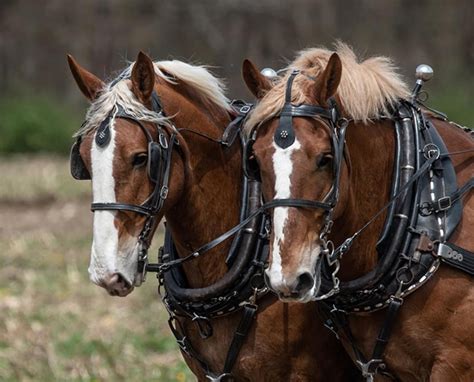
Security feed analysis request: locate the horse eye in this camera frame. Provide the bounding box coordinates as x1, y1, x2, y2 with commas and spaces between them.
132, 153, 148, 167
316, 153, 333, 169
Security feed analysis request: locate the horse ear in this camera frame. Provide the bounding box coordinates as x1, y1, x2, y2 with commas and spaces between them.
67, 54, 105, 101
314, 53, 342, 105
131, 51, 156, 104
242, 59, 272, 99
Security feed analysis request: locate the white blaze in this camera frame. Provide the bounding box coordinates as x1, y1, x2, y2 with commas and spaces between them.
266, 139, 301, 288
88, 119, 119, 285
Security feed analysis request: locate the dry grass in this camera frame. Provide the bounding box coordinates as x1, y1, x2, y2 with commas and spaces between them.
0, 155, 193, 381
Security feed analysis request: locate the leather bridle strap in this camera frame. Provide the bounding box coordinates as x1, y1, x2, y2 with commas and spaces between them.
152, 197, 334, 272
91, 203, 153, 215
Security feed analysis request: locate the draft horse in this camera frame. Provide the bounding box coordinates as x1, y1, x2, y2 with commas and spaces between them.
67, 52, 360, 381
242, 44, 474, 381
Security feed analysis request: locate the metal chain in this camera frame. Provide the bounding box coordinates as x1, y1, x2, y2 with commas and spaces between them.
315, 218, 341, 300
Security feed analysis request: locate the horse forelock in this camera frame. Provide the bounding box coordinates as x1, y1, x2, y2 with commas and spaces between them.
245, 42, 410, 133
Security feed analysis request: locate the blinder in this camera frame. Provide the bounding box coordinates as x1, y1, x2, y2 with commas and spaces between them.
70, 137, 91, 180
147, 140, 164, 184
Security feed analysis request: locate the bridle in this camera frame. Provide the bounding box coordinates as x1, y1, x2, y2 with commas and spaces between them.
244, 69, 349, 297
70, 91, 179, 286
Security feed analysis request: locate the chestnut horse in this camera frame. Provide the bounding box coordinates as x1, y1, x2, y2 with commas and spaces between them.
242, 44, 473, 381
67, 52, 360, 381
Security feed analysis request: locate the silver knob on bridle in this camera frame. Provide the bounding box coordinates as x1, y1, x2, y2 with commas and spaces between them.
412, 64, 434, 101
415, 64, 434, 82
260, 67, 278, 80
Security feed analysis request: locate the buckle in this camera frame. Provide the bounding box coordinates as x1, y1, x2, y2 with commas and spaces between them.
158, 132, 168, 149
437, 243, 463, 262
356, 359, 385, 382
206, 373, 233, 382
239, 105, 251, 114
176, 336, 190, 355
436, 196, 451, 211
160, 186, 169, 199
419, 201, 434, 216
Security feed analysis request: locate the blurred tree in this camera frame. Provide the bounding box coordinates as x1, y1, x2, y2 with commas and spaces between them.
0, 0, 472, 152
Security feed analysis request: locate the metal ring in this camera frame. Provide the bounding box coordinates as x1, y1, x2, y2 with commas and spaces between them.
396, 266, 414, 285
337, 117, 349, 129
417, 90, 429, 102
423, 143, 440, 160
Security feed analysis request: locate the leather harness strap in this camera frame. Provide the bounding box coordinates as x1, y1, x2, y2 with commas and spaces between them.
437, 242, 474, 276
221, 304, 258, 379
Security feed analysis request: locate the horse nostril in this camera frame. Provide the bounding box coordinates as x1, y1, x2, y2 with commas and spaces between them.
115, 273, 131, 289
294, 272, 314, 294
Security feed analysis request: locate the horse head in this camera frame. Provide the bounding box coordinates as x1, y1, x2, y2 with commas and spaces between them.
68, 52, 203, 296
242, 53, 351, 302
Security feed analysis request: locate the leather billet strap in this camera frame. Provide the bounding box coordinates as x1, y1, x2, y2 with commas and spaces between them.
437, 242, 474, 276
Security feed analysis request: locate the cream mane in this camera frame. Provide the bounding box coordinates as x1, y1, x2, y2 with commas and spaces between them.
246, 42, 410, 131
75, 60, 230, 137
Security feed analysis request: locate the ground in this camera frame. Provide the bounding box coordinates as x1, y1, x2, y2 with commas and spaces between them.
0, 155, 193, 381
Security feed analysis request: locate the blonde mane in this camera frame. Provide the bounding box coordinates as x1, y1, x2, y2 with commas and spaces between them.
245, 43, 410, 131
75, 60, 230, 137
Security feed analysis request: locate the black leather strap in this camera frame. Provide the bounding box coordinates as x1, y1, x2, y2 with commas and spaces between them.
222, 304, 257, 376
274, 70, 299, 148
168, 316, 212, 375
438, 242, 474, 276
91, 202, 152, 215
221, 102, 253, 147
264, 198, 333, 210
153, 196, 334, 272
421, 177, 473, 215
372, 297, 403, 360
280, 104, 333, 120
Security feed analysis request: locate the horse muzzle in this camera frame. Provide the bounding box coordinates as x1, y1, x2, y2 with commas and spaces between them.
100, 273, 134, 297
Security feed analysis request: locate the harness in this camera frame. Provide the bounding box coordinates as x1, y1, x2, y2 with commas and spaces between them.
69, 68, 473, 381
318, 104, 473, 381
240, 69, 474, 381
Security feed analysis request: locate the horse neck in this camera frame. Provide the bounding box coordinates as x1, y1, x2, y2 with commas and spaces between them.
159, 82, 242, 288
332, 119, 396, 280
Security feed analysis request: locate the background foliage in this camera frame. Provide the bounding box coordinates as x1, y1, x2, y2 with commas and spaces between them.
0, 0, 472, 154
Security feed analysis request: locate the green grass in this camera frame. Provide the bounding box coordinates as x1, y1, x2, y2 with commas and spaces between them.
0, 156, 194, 381
0, 95, 81, 155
